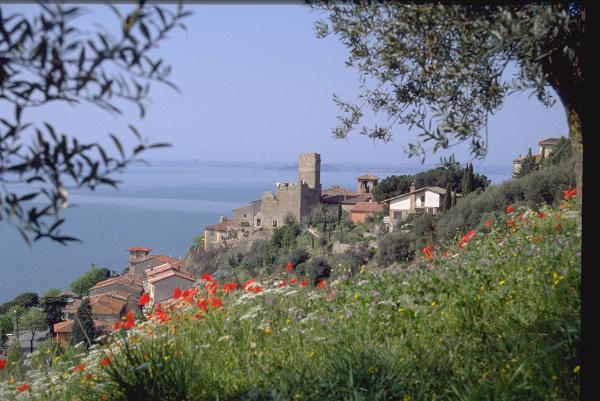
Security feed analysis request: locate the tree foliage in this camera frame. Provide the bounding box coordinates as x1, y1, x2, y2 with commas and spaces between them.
513, 148, 539, 178
69, 266, 111, 296
70, 297, 94, 346
313, 2, 584, 192
0, 3, 191, 244
19, 307, 46, 353
372, 162, 489, 202
0, 292, 39, 315
40, 292, 67, 334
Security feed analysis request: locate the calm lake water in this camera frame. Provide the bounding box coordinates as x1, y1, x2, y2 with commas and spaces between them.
0, 162, 511, 303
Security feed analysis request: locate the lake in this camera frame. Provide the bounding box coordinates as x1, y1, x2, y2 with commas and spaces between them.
0, 162, 511, 303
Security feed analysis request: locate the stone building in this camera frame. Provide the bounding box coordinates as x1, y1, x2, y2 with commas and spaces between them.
147, 269, 196, 306
126, 246, 184, 282
88, 275, 143, 299
512, 137, 561, 174
349, 201, 385, 224
382, 183, 459, 231
229, 153, 322, 230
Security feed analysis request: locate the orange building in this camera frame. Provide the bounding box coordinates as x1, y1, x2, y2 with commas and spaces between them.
349, 201, 385, 224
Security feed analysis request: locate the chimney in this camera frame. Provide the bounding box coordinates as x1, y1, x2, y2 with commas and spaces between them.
219, 216, 228, 223
409, 182, 416, 210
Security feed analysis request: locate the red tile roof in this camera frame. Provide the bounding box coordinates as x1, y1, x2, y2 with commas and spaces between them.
205, 221, 232, 232
340, 194, 374, 204
349, 201, 385, 213
89, 275, 143, 291
148, 269, 196, 284
128, 246, 152, 252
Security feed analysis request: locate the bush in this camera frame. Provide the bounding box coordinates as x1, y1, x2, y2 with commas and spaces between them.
435, 160, 575, 240
287, 247, 310, 266
376, 231, 414, 266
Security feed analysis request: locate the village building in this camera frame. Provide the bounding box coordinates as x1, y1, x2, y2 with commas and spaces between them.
52, 320, 112, 348
143, 262, 194, 290
203, 217, 234, 251
321, 173, 379, 211
88, 275, 143, 299
147, 269, 196, 306
58, 290, 82, 321
126, 246, 185, 281
512, 137, 561, 174
382, 183, 458, 231
89, 291, 138, 323
229, 153, 322, 230
349, 201, 385, 224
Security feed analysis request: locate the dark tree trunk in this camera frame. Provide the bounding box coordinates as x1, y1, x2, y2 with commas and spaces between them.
540, 6, 585, 203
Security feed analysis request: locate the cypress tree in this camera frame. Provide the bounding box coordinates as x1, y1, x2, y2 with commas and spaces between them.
442, 183, 452, 212
421, 211, 435, 247
468, 163, 475, 192
70, 298, 95, 347
451, 192, 457, 207
462, 163, 473, 195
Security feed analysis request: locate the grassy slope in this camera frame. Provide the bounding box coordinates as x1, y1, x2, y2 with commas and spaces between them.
1, 203, 581, 401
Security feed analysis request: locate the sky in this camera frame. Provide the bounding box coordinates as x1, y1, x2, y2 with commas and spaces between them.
4, 3, 569, 168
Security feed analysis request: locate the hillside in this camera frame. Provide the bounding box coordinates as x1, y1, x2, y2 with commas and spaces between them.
0, 200, 581, 401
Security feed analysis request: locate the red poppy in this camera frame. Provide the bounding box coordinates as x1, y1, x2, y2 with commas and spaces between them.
113, 321, 122, 331
192, 312, 205, 320
201, 273, 215, 282
563, 188, 577, 200
173, 287, 182, 300
222, 282, 239, 293
248, 285, 262, 293
507, 219, 515, 227
506, 205, 514, 213
71, 363, 86, 373
205, 281, 219, 295
17, 383, 29, 393
538, 212, 545, 219
443, 251, 449, 258
139, 292, 151, 306
285, 262, 293, 272
197, 298, 209, 312
458, 230, 476, 248
100, 356, 111, 367
0, 358, 6, 369
484, 219, 493, 228
242, 279, 255, 290
518, 213, 523, 221
300, 279, 308, 287
278, 280, 287, 288
210, 297, 223, 308
422, 245, 433, 261
315, 280, 326, 289
555, 223, 562, 231
290, 278, 298, 285
123, 310, 135, 330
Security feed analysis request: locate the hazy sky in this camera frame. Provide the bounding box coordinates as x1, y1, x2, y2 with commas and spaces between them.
6, 3, 569, 167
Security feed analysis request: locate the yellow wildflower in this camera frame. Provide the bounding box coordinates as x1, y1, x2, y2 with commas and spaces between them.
573, 365, 580, 374
263, 327, 272, 335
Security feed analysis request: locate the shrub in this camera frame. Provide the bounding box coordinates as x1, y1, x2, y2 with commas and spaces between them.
376, 231, 414, 266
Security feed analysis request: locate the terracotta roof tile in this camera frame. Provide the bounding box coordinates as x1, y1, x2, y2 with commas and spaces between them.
89, 275, 143, 291
205, 221, 232, 232
148, 269, 196, 284
349, 201, 385, 213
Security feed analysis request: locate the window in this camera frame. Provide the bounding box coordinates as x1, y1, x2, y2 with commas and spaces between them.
243, 214, 247, 218
256, 218, 261, 227
420, 195, 425, 205
393, 211, 403, 219
273, 219, 278, 228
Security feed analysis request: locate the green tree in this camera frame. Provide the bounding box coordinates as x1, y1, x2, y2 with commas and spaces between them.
462, 163, 473, 195
70, 266, 111, 296
70, 298, 95, 347
541, 136, 572, 168
19, 307, 47, 353
0, 3, 191, 244
442, 183, 452, 212
314, 3, 584, 196
451, 192, 457, 208
514, 148, 539, 178
0, 314, 12, 349
40, 293, 67, 335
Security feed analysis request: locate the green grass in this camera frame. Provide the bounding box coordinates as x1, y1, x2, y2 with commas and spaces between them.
0, 203, 580, 401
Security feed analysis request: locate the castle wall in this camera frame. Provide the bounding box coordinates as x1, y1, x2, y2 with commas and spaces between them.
232, 200, 261, 226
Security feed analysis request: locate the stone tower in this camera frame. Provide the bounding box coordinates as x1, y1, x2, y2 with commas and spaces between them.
298, 153, 321, 191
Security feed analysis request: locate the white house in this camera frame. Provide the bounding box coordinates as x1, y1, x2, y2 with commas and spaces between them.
382, 184, 457, 231
147, 269, 196, 306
